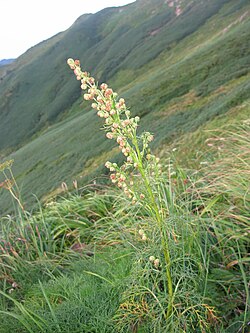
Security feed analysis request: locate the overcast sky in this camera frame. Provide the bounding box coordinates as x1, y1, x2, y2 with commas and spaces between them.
0, 0, 136, 60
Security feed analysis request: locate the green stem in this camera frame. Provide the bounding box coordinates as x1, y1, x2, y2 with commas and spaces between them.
133, 136, 173, 321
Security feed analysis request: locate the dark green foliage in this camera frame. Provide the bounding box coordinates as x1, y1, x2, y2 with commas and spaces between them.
0, 247, 133, 333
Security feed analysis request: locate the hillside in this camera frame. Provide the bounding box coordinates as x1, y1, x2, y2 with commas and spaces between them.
0, 0, 250, 213
0, 1, 249, 332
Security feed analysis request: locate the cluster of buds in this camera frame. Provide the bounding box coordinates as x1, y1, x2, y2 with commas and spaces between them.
145, 154, 162, 179
0, 179, 13, 190
0, 159, 24, 211
67, 59, 139, 143
105, 160, 135, 199
138, 228, 147, 241
67, 58, 158, 203
0, 159, 14, 173
149, 255, 160, 269
8, 281, 19, 294
0, 160, 14, 191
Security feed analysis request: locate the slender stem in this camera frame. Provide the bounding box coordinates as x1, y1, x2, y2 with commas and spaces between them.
133, 136, 173, 320
8, 188, 25, 212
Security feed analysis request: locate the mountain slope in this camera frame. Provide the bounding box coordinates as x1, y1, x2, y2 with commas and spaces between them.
0, 0, 249, 213
0, 59, 15, 67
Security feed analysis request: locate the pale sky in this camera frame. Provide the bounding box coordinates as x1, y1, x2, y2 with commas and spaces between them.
0, 0, 136, 60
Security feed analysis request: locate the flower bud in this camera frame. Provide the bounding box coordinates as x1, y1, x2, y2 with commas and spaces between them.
97, 111, 104, 117
154, 259, 160, 268
83, 94, 91, 100
138, 229, 144, 236
117, 136, 123, 144
105, 118, 112, 125
119, 98, 125, 105
89, 87, 97, 95
74, 68, 81, 76
105, 88, 113, 97
100, 83, 108, 90
67, 58, 75, 66
148, 135, 154, 142
97, 96, 104, 103
105, 104, 112, 112
88, 77, 95, 84
119, 174, 126, 182
127, 156, 133, 163
105, 161, 111, 169
106, 132, 113, 139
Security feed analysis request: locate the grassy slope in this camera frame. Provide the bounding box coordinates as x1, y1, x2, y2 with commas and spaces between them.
0, 120, 249, 331
0, 0, 250, 213
0, 2, 249, 329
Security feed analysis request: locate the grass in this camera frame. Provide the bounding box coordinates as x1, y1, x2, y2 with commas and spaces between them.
0, 248, 133, 333
0, 116, 249, 332
1, 0, 250, 213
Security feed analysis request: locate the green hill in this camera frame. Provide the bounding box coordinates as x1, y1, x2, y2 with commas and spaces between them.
0, 0, 249, 213
0, 1, 249, 331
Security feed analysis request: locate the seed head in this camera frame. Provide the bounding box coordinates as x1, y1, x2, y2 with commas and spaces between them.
154, 259, 160, 269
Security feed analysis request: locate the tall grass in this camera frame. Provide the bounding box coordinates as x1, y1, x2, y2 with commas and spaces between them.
192, 121, 250, 331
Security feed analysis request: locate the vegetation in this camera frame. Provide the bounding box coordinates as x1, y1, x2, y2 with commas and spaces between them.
0, 0, 249, 331
0, 0, 250, 213
0, 62, 249, 331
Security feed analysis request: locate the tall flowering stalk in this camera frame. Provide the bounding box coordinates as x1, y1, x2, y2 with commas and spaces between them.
67, 58, 173, 319
0, 159, 24, 212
